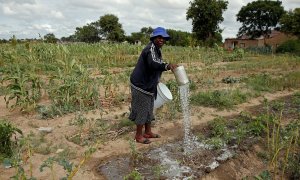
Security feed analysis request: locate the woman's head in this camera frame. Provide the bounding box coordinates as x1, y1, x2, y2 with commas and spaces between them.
150, 27, 170, 47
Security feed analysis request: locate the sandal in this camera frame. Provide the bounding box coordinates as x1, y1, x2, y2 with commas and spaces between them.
143, 133, 161, 138
136, 138, 151, 144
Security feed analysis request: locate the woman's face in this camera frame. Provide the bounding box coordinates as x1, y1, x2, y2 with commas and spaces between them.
153, 36, 165, 48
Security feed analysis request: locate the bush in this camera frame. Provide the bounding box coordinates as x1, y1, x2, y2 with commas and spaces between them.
276, 40, 300, 56
0, 119, 22, 158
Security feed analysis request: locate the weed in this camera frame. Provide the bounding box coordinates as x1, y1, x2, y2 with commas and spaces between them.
115, 118, 135, 129
208, 117, 231, 141
152, 165, 166, 179
222, 76, 240, 84
204, 137, 224, 149
124, 169, 143, 180
129, 139, 142, 164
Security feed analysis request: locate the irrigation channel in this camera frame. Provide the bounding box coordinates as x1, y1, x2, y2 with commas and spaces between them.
97, 83, 234, 179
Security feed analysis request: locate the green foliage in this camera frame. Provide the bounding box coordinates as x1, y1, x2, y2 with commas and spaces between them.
276, 39, 300, 56
243, 72, 300, 92
223, 48, 245, 62
43, 33, 57, 43
2, 66, 43, 112
48, 59, 100, 113
124, 169, 143, 180
280, 8, 300, 38
40, 156, 74, 180
222, 76, 240, 84
191, 89, 250, 109
204, 137, 224, 149
10, 35, 17, 47
0, 119, 22, 157
126, 27, 153, 45
36, 104, 63, 119
246, 46, 272, 54
254, 170, 272, 180
287, 152, 300, 179
247, 115, 266, 136
237, 0, 285, 38
167, 29, 193, 47
75, 23, 101, 43
96, 14, 125, 42
32, 43, 57, 63
208, 117, 228, 138
116, 118, 135, 128
186, 0, 228, 46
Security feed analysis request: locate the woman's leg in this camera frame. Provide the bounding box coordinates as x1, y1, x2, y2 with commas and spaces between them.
135, 124, 151, 144
144, 122, 161, 138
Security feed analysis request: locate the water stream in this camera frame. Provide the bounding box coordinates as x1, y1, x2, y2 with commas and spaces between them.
179, 83, 204, 154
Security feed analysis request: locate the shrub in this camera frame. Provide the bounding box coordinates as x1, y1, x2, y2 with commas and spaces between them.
276, 40, 300, 56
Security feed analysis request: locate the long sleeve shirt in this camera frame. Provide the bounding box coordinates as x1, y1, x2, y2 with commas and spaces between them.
130, 41, 168, 96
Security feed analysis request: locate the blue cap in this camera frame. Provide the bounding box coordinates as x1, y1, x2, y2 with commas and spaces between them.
150, 27, 170, 41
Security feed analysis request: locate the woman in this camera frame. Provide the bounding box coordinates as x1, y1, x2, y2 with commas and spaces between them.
129, 27, 178, 144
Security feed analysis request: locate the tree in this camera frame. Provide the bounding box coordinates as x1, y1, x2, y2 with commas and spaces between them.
74, 23, 100, 43
237, 0, 285, 39
44, 33, 57, 43
95, 14, 125, 42
280, 8, 300, 38
167, 29, 192, 47
126, 27, 153, 44
186, 0, 228, 46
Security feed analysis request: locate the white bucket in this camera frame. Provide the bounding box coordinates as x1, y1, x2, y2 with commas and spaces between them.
154, 82, 173, 109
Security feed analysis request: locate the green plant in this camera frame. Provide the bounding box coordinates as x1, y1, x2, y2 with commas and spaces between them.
124, 169, 143, 180
48, 59, 100, 113
204, 137, 224, 149
40, 157, 57, 180
222, 76, 240, 84
191, 89, 250, 110
129, 139, 141, 164
6, 134, 36, 180
276, 39, 300, 56
0, 119, 22, 157
2, 66, 43, 112
208, 117, 228, 137
254, 170, 271, 180
152, 165, 166, 179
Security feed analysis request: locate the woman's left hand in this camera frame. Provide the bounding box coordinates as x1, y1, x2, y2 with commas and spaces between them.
168, 63, 178, 71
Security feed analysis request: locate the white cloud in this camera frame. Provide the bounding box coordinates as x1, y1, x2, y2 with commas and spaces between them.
0, 0, 299, 40
32, 24, 56, 33
50, 10, 64, 19
2, 6, 16, 15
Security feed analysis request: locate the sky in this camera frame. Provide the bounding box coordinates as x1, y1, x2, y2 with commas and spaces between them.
0, 0, 299, 40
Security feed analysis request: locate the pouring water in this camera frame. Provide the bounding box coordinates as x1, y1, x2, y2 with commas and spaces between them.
174, 66, 201, 154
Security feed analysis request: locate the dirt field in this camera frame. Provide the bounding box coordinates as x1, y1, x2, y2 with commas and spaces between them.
0, 87, 297, 179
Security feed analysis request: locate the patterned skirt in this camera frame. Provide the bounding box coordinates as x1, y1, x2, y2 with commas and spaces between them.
129, 84, 155, 125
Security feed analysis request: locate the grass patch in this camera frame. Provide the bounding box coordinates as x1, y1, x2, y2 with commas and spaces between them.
243, 71, 300, 92
191, 89, 251, 109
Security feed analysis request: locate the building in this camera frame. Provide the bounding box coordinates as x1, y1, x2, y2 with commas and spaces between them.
224, 30, 297, 51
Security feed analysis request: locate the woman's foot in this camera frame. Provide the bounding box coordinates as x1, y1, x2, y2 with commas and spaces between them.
143, 133, 161, 138
135, 136, 151, 144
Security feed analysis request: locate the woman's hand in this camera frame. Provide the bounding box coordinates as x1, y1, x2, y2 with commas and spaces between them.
167, 63, 178, 71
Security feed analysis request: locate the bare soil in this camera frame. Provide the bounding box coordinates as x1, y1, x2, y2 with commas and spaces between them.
0, 88, 297, 179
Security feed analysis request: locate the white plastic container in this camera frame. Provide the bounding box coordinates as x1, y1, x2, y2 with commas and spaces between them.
173, 66, 189, 86
154, 82, 173, 109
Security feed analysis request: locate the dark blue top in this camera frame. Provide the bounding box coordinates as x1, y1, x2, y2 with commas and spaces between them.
130, 42, 168, 96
